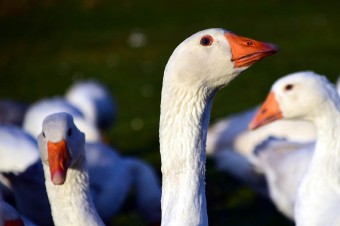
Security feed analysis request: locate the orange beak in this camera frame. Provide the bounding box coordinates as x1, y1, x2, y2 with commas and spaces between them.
47, 140, 71, 185
249, 92, 283, 129
225, 33, 279, 68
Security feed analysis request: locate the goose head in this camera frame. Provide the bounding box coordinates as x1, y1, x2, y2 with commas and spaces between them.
249, 71, 340, 129
37, 112, 85, 185
164, 28, 279, 91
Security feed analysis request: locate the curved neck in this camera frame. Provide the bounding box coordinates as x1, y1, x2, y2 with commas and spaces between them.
160, 82, 216, 226
44, 157, 104, 226
308, 103, 340, 179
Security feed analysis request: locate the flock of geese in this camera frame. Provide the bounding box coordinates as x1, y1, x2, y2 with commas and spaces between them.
0, 27, 338, 226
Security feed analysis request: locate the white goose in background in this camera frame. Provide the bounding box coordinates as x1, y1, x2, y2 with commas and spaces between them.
0, 126, 39, 174
206, 71, 337, 200
0, 126, 53, 226
85, 142, 161, 224
206, 71, 340, 168
206, 106, 316, 157
37, 112, 105, 226
65, 80, 117, 131
159, 28, 278, 225
23, 97, 101, 142
252, 137, 314, 219
249, 71, 340, 226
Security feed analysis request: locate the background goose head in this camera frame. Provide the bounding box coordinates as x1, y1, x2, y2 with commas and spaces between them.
163, 28, 278, 92
250, 71, 340, 129
38, 112, 85, 185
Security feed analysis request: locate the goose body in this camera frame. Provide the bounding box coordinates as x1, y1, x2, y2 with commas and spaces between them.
86, 142, 161, 224
65, 80, 117, 131
0, 126, 39, 173
207, 107, 316, 157
0, 126, 53, 226
160, 28, 278, 225
37, 112, 104, 226
250, 71, 340, 226
85, 142, 133, 221
253, 137, 314, 219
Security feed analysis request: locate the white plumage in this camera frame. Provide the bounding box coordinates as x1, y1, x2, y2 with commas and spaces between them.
0, 126, 39, 173
159, 28, 278, 225
37, 112, 105, 226
23, 97, 101, 142
65, 80, 117, 131
250, 71, 340, 226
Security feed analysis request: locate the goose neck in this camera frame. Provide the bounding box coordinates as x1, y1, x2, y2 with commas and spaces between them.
160, 84, 215, 226
309, 105, 340, 179
44, 156, 104, 226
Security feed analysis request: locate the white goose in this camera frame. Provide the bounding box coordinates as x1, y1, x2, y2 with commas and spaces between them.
0, 126, 39, 174
252, 137, 314, 219
20, 96, 160, 222
0, 126, 54, 226
250, 71, 340, 225
37, 112, 104, 226
159, 28, 278, 225
85, 142, 161, 224
207, 106, 316, 157
65, 80, 117, 131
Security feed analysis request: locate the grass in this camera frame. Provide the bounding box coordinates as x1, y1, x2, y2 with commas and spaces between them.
1, 0, 340, 225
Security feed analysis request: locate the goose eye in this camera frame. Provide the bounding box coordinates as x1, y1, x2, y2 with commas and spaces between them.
285, 84, 294, 91
200, 35, 213, 46
67, 128, 72, 136
246, 41, 254, 46
42, 132, 46, 138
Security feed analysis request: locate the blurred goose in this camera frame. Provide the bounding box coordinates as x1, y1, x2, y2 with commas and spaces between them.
65, 80, 117, 131
85, 142, 161, 224
250, 71, 340, 226
207, 107, 316, 157
0, 126, 39, 173
23, 97, 101, 142
37, 112, 105, 226
159, 28, 278, 225
252, 137, 314, 219
0, 126, 54, 226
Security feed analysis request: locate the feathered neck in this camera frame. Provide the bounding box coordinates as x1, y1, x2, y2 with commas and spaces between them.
160, 80, 216, 226
43, 155, 104, 226
307, 96, 340, 180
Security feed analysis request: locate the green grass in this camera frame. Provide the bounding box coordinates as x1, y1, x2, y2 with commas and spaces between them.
1, 0, 340, 225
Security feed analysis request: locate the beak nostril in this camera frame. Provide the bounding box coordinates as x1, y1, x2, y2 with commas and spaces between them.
261, 109, 267, 114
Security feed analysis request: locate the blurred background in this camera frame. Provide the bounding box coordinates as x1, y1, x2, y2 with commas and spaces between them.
1, 0, 340, 225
